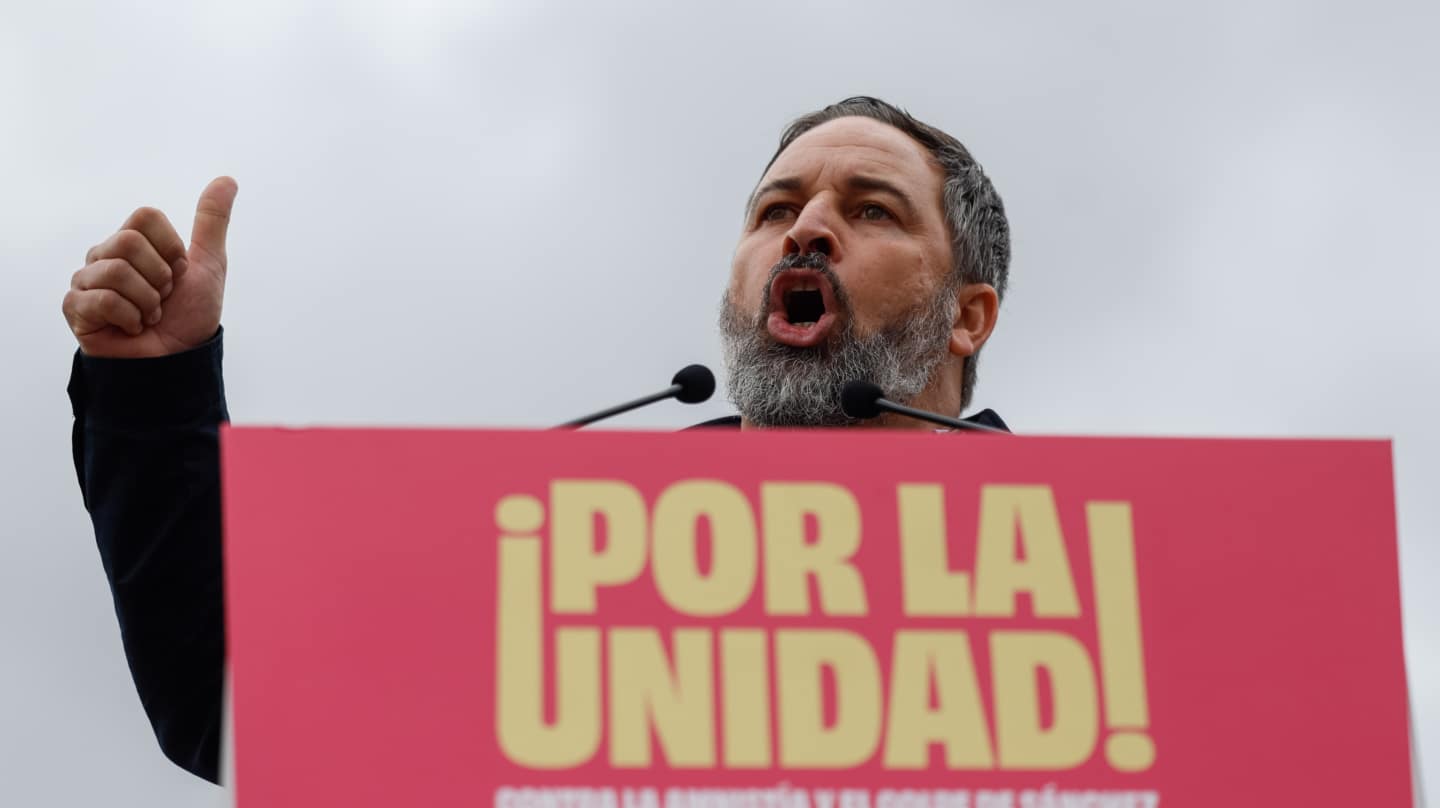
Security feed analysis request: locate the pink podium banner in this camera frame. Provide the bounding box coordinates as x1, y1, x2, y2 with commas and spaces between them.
222, 427, 1412, 807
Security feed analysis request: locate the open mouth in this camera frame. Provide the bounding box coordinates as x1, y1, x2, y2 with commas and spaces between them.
766, 269, 840, 347
785, 286, 826, 326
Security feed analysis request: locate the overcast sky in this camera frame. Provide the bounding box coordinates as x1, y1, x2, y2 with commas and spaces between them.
2, 1, 1436, 804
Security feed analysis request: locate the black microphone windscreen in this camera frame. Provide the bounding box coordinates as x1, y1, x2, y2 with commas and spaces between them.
840, 380, 886, 419
672, 364, 716, 404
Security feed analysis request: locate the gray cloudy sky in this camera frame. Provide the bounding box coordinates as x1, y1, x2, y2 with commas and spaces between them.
2, 1, 1436, 804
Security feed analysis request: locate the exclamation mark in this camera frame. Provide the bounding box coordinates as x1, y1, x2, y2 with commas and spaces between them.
495, 493, 602, 767
1086, 501, 1156, 772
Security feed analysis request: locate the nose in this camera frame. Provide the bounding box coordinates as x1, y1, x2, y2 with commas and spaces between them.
783, 200, 841, 261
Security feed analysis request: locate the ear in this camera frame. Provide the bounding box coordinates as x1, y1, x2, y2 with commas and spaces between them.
949, 283, 999, 359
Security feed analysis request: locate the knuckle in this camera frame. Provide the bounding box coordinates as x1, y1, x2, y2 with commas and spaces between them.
70, 290, 98, 324
95, 258, 128, 285
141, 258, 173, 289
114, 228, 145, 253
131, 206, 161, 227
74, 262, 104, 290
97, 289, 128, 317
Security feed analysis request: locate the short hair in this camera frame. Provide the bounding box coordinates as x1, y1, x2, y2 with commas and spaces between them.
763, 96, 1010, 411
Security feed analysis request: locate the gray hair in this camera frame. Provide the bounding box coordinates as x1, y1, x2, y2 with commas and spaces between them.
761, 97, 1010, 411
720, 252, 957, 428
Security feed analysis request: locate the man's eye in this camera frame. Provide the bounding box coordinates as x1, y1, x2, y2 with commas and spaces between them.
858, 203, 892, 221
761, 204, 794, 223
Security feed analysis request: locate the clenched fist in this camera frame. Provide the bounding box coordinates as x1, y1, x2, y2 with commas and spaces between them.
63, 177, 238, 358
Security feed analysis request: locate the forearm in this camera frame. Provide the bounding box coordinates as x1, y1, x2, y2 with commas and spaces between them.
69, 329, 229, 783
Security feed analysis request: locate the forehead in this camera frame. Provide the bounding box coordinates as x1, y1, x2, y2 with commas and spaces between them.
762, 116, 944, 196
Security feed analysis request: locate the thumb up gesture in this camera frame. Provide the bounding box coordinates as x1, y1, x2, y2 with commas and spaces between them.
63, 177, 238, 358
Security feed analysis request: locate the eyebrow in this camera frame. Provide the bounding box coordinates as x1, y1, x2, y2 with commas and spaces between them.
745, 174, 921, 222
846, 175, 920, 219
746, 176, 803, 221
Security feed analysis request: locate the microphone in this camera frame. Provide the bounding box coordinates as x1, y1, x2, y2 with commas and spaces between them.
840, 380, 1007, 434
558, 365, 716, 428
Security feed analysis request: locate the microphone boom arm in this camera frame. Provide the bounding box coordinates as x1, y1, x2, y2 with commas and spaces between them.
841, 379, 1006, 434
872, 395, 1008, 434
556, 364, 715, 428
556, 385, 683, 428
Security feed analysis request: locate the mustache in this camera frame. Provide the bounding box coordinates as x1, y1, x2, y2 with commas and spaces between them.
760, 252, 852, 317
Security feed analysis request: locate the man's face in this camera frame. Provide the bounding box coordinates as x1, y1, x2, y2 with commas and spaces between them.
720, 116, 959, 426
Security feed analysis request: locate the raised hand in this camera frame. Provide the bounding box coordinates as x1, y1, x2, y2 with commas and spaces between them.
63, 177, 238, 358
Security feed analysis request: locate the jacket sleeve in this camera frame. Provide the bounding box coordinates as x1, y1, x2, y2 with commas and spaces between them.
68, 329, 229, 784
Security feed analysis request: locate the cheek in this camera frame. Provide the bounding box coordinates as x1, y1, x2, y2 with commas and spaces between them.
845, 279, 900, 334
844, 259, 937, 332
725, 257, 753, 307
728, 239, 775, 306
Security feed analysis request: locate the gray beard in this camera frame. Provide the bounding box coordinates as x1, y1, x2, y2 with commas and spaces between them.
718, 258, 958, 428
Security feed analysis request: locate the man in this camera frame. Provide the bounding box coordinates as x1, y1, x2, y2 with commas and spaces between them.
63, 97, 1011, 783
